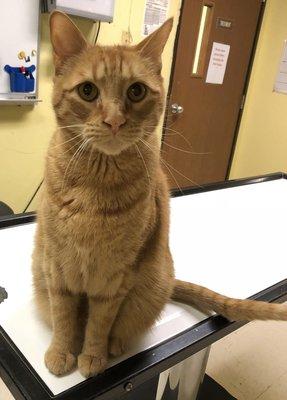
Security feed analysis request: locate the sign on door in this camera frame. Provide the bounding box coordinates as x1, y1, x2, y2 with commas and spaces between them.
206, 42, 230, 85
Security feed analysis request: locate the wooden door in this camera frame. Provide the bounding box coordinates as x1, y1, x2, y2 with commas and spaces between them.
162, 0, 263, 189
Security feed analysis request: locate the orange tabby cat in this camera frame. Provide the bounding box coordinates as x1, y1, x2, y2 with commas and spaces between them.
32, 11, 287, 378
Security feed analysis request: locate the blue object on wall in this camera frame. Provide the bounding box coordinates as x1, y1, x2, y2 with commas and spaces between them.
4, 65, 36, 93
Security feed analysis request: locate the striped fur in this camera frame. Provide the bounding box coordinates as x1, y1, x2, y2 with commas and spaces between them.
33, 12, 287, 379
172, 280, 287, 321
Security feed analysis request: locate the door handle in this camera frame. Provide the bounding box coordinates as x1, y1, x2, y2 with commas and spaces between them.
171, 103, 184, 114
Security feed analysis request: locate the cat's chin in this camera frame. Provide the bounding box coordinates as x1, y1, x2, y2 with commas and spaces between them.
91, 141, 133, 156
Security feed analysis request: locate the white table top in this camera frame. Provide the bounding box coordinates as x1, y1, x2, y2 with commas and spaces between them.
1, 179, 287, 395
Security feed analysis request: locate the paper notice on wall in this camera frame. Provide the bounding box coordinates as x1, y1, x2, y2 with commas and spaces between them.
143, 0, 169, 36
274, 40, 287, 94
206, 42, 230, 85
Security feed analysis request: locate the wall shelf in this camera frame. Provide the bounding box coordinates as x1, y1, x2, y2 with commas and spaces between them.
0, 0, 41, 106
0, 97, 42, 106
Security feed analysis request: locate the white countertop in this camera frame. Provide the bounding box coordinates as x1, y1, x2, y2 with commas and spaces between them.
1, 179, 286, 394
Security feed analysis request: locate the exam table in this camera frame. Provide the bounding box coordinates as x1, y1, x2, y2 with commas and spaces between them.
1, 173, 287, 400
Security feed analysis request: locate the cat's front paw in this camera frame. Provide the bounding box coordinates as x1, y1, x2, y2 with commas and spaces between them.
109, 336, 127, 357
78, 353, 108, 377
45, 347, 76, 376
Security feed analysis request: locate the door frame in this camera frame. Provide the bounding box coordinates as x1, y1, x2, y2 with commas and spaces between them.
162, 0, 267, 180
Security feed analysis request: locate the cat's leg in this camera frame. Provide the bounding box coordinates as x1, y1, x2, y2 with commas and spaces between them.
33, 284, 52, 327
32, 235, 52, 327
44, 288, 81, 376
78, 292, 126, 377
109, 270, 173, 357
32, 268, 52, 327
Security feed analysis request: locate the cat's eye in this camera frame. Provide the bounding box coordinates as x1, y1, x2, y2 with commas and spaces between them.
77, 82, 99, 102
127, 82, 147, 102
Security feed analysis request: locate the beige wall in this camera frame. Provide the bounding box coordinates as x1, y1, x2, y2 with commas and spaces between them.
0, 0, 181, 213
230, 0, 287, 179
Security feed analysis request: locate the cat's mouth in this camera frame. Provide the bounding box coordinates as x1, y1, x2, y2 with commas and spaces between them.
85, 131, 139, 156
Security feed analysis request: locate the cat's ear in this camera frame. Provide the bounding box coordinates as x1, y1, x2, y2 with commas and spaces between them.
136, 18, 173, 70
49, 11, 88, 71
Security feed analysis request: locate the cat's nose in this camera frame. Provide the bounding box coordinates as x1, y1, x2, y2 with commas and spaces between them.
103, 115, 126, 134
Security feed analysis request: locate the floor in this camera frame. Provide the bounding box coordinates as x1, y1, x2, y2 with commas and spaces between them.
206, 320, 287, 399
1, 321, 287, 399
198, 374, 236, 400
0, 378, 13, 400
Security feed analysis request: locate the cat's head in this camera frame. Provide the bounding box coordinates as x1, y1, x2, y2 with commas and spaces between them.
50, 11, 173, 155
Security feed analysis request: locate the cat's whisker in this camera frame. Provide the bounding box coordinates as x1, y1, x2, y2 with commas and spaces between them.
69, 138, 92, 180
142, 129, 198, 156
51, 133, 83, 149
70, 141, 87, 175
146, 125, 196, 151
143, 130, 166, 153
163, 128, 193, 146
164, 126, 195, 147
139, 135, 160, 149
61, 137, 86, 155
162, 141, 211, 155
139, 137, 203, 189
139, 138, 183, 194
160, 157, 184, 194
139, 135, 167, 154
61, 139, 87, 192
163, 118, 178, 129
161, 158, 203, 189
134, 143, 151, 186
58, 124, 86, 129
82, 146, 97, 189
61, 145, 83, 192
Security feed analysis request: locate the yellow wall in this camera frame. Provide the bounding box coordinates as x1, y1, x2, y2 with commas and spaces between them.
0, 0, 181, 213
0, 14, 54, 214
230, 0, 287, 179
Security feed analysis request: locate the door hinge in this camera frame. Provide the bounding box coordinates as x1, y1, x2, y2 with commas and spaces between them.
240, 94, 246, 110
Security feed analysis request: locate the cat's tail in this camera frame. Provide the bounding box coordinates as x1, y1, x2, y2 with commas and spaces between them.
172, 279, 287, 321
